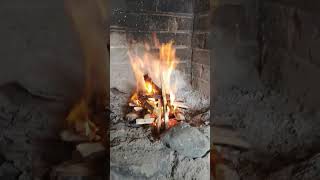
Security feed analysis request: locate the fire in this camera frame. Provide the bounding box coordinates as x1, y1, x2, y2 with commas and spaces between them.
128, 34, 181, 132
129, 40, 177, 99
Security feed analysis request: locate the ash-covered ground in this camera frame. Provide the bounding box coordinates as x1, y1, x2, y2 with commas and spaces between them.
212, 86, 320, 180
109, 86, 211, 180
0, 80, 319, 179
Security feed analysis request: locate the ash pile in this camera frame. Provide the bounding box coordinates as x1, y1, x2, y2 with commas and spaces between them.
110, 85, 210, 180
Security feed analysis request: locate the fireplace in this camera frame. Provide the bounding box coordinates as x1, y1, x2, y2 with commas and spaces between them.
1, 0, 320, 179
110, 0, 210, 179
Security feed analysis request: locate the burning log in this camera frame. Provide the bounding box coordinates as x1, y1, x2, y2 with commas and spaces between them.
142, 94, 170, 101
137, 94, 154, 112
144, 74, 161, 93
127, 73, 187, 134
160, 74, 169, 128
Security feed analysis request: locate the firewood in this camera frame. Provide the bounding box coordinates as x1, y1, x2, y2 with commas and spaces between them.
144, 74, 161, 93
136, 118, 155, 125
160, 74, 169, 128
134, 107, 143, 112
155, 102, 162, 133
126, 112, 139, 121
76, 143, 105, 158
172, 102, 189, 109
137, 95, 154, 111
148, 98, 156, 102
143, 94, 170, 100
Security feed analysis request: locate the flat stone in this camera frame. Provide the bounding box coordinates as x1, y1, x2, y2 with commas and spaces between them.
216, 164, 240, 180
162, 122, 210, 158
0, 162, 20, 180
173, 153, 210, 180
267, 153, 320, 180
76, 143, 105, 158
111, 147, 174, 179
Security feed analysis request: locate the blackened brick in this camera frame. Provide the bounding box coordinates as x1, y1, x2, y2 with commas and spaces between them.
176, 62, 192, 75
168, 17, 193, 31
126, 0, 157, 12
192, 49, 210, 65
127, 32, 192, 47
157, 0, 193, 13
192, 62, 210, 82
194, 14, 209, 31
176, 48, 192, 61
111, 10, 127, 27
194, 0, 210, 13
192, 33, 209, 49
211, 5, 245, 30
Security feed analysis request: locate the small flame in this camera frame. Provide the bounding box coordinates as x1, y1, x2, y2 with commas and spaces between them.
145, 82, 153, 94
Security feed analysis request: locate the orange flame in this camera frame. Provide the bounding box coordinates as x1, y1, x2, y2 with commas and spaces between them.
128, 37, 178, 103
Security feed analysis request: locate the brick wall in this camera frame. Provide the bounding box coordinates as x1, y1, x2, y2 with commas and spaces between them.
210, 0, 260, 96
192, 0, 210, 97
260, 0, 320, 111
110, 0, 194, 93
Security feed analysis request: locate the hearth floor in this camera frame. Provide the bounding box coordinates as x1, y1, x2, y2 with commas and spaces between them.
109, 88, 210, 180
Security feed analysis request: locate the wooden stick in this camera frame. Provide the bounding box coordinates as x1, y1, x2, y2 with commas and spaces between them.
172, 102, 189, 109
142, 94, 170, 100
161, 73, 169, 128
134, 107, 143, 112
137, 95, 154, 112
136, 118, 154, 125
155, 102, 162, 133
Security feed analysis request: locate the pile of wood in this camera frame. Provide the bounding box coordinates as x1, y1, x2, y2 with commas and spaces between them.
126, 74, 187, 134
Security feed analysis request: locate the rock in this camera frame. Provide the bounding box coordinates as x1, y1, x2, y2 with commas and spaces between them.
173, 153, 210, 180
0, 162, 20, 180
175, 113, 185, 121
110, 126, 173, 179
0, 155, 5, 166
161, 122, 210, 158
216, 164, 240, 180
190, 110, 210, 126
111, 147, 174, 179
60, 130, 88, 142
267, 153, 320, 180
110, 166, 168, 180
76, 143, 105, 158
51, 161, 104, 178
126, 112, 139, 121
18, 171, 32, 180
212, 127, 251, 149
